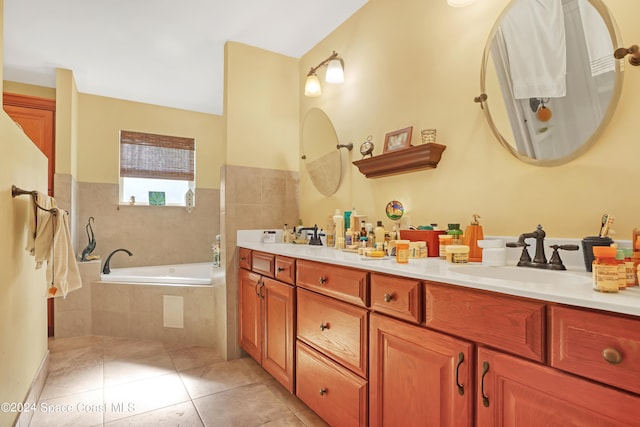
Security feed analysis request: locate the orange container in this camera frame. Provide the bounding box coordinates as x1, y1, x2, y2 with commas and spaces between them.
399, 230, 446, 257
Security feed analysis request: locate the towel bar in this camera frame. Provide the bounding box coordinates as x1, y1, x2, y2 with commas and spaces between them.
12, 185, 58, 215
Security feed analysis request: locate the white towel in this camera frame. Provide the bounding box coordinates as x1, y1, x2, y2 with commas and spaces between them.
46, 208, 82, 298
25, 193, 82, 298
500, 0, 567, 99
578, 0, 614, 76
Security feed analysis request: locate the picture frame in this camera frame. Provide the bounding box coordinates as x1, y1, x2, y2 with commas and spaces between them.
148, 191, 166, 206
383, 126, 413, 153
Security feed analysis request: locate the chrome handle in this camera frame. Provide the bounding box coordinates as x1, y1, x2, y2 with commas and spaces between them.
383, 293, 393, 303
319, 277, 327, 285
602, 347, 623, 364
319, 388, 327, 396
455, 352, 465, 396
481, 361, 490, 407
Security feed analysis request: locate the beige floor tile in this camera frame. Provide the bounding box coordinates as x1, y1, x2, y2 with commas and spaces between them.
193, 383, 292, 427
265, 379, 308, 414
103, 337, 167, 360
178, 358, 260, 399
30, 389, 103, 427
103, 373, 191, 423
48, 345, 104, 374
104, 401, 204, 426
167, 345, 224, 372
260, 413, 307, 426
293, 409, 330, 427
48, 335, 104, 353
103, 352, 176, 387
40, 363, 103, 400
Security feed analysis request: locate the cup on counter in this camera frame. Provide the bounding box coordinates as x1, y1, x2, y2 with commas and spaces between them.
581, 236, 614, 272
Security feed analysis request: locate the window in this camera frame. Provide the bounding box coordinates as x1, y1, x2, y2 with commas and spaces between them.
119, 130, 195, 205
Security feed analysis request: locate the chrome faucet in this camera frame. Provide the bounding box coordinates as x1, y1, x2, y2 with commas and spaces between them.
102, 248, 133, 274
507, 225, 578, 270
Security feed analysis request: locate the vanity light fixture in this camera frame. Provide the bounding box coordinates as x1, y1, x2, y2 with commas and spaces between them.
304, 51, 344, 97
614, 45, 640, 66
447, 0, 476, 6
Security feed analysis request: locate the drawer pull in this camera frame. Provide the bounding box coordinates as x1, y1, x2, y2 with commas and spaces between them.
240, 256, 246, 261
383, 293, 394, 303
277, 267, 285, 273
602, 347, 623, 365
320, 323, 329, 331
319, 388, 327, 396
455, 352, 465, 396
319, 276, 327, 285
481, 361, 490, 407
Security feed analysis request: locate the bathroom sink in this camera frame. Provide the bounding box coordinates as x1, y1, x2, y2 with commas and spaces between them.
448, 265, 591, 286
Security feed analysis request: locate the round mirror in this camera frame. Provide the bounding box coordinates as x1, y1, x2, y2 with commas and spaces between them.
480, 0, 623, 166
301, 108, 342, 196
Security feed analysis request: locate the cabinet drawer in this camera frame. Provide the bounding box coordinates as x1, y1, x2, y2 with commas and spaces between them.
239, 247, 252, 270
275, 255, 296, 285
550, 305, 640, 395
370, 274, 422, 324
297, 288, 368, 377
425, 282, 545, 362
297, 259, 368, 307
252, 251, 275, 278
296, 341, 368, 427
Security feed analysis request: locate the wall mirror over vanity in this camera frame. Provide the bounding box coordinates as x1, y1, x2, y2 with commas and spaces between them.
477, 0, 625, 166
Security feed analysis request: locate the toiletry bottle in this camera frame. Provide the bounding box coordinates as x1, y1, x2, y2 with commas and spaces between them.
367, 225, 375, 248
374, 221, 385, 245
345, 228, 353, 247
463, 214, 484, 262
212, 235, 221, 268
389, 226, 397, 241
623, 248, 636, 288
333, 209, 345, 249
447, 224, 464, 245
592, 246, 618, 293
360, 220, 367, 239
615, 249, 627, 290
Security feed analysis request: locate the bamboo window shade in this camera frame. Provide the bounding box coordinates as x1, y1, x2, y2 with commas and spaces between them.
120, 131, 195, 181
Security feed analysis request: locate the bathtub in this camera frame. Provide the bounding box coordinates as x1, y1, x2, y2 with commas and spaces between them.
99, 262, 222, 286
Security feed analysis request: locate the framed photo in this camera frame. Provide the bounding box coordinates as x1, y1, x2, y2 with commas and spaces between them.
383, 126, 413, 153
148, 191, 166, 206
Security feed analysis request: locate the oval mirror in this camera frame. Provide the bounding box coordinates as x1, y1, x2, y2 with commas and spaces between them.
301, 108, 342, 196
479, 0, 623, 166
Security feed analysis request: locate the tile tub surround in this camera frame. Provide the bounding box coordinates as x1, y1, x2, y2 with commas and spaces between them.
238, 232, 640, 317
30, 335, 328, 427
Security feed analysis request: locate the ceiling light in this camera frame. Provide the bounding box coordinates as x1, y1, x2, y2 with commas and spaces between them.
447, 0, 476, 7
304, 51, 344, 97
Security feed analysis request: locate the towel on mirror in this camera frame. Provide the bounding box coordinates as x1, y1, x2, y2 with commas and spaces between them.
578, 0, 614, 76
500, 0, 567, 99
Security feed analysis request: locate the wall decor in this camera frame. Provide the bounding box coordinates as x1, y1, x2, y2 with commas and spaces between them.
383, 126, 413, 153
148, 191, 166, 206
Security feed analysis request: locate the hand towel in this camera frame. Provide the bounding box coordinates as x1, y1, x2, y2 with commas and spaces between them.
26, 192, 57, 268
500, 0, 567, 99
578, 0, 614, 76
46, 208, 82, 298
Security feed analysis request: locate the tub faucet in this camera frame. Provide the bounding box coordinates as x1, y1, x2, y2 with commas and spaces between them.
102, 248, 133, 274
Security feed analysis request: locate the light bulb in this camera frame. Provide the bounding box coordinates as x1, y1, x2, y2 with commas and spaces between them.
304, 74, 322, 97
325, 59, 344, 84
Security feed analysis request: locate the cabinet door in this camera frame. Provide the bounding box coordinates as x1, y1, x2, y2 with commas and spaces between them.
239, 269, 262, 362
262, 277, 295, 392
477, 347, 640, 426
370, 313, 473, 427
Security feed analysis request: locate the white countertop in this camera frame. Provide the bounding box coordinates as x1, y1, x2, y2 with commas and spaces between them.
238, 231, 640, 317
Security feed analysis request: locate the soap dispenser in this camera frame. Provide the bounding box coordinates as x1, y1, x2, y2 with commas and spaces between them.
463, 214, 484, 262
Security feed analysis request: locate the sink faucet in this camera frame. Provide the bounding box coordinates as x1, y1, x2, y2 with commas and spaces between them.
297, 224, 323, 246
507, 225, 578, 270
102, 248, 133, 274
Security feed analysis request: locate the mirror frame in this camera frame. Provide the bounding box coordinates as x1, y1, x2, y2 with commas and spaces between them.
479, 0, 624, 166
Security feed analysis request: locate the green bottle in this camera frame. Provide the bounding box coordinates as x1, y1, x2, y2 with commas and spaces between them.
447, 223, 463, 245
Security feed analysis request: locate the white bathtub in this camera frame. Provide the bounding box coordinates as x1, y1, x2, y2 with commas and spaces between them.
100, 262, 222, 286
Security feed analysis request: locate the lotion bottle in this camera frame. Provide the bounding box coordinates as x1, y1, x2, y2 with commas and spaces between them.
463, 214, 484, 262
333, 209, 345, 249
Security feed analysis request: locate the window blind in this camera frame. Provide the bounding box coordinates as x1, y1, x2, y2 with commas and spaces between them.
120, 131, 195, 181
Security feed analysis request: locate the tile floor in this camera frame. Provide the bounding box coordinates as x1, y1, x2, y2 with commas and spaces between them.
29, 336, 329, 427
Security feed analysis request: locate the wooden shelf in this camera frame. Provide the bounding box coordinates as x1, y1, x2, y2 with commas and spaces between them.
352, 143, 446, 178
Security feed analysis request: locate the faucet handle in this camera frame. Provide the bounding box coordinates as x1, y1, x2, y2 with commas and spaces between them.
506, 241, 529, 248
548, 244, 579, 270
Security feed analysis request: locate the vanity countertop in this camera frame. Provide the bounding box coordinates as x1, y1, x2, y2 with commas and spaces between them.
238, 240, 640, 317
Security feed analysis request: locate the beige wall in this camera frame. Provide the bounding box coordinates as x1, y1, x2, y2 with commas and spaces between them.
299, 0, 640, 240
225, 42, 300, 171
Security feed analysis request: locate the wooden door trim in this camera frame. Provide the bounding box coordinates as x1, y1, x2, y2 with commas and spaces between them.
3, 92, 56, 111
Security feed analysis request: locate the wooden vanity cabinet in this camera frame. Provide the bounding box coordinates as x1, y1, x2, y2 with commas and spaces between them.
370, 313, 473, 427
238, 251, 295, 392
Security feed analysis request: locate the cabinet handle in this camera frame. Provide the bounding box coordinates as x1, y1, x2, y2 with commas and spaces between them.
319, 276, 327, 285
602, 347, 623, 364
277, 267, 285, 273
383, 293, 393, 303
254, 279, 261, 297
320, 323, 329, 331
455, 352, 465, 396
319, 388, 327, 396
259, 283, 265, 299
481, 361, 490, 407
240, 257, 246, 261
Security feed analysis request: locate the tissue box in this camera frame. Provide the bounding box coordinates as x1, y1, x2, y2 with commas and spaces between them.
399, 230, 446, 257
